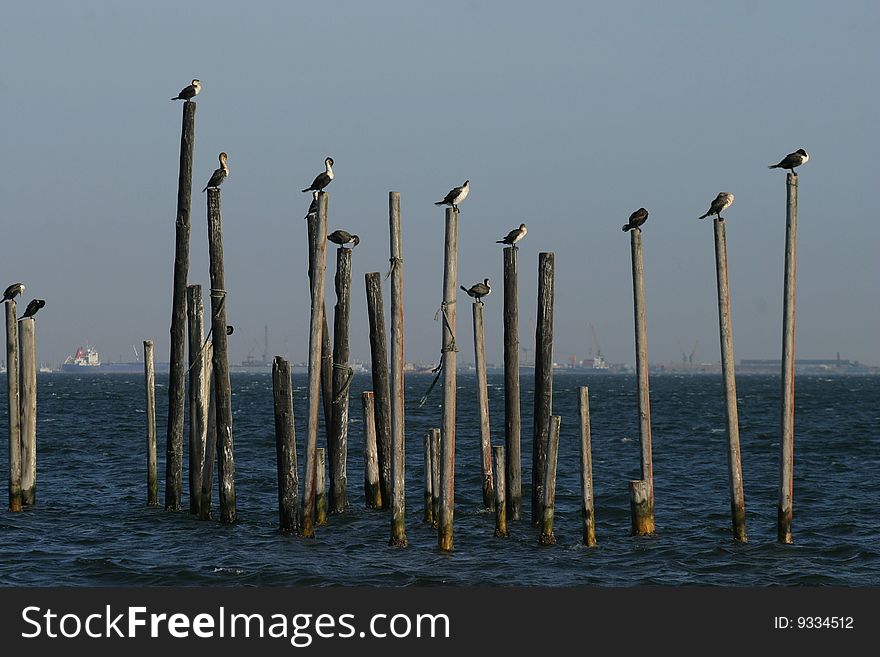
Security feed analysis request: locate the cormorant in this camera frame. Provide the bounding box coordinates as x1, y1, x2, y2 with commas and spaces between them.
435, 180, 469, 211
327, 230, 360, 248
19, 299, 45, 320
2, 282, 25, 302
622, 208, 649, 232
497, 224, 528, 248
460, 278, 491, 304
769, 149, 809, 175
302, 157, 334, 193
172, 79, 201, 101
698, 192, 735, 220
202, 152, 229, 192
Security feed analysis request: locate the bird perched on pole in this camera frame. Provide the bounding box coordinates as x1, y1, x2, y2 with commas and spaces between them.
327, 230, 360, 248
2, 282, 25, 302
768, 149, 809, 175
622, 208, 649, 232
19, 299, 45, 320
698, 193, 734, 221
202, 152, 229, 192
302, 157, 335, 193
435, 180, 469, 211
460, 279, 491, 304
172, 79, 201, 101
497, 224, 528, 249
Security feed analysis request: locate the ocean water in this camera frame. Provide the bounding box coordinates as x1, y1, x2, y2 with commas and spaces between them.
0, 372, 877, 586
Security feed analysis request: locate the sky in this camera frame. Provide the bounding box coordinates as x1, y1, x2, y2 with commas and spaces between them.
2, 0, 878, 368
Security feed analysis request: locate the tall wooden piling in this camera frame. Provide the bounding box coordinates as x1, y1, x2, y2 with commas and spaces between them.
472, 301, 494, 510
389, 192, 408, 547
302, 192, 329, 538
272, 356, 299, 533
19, 318, 36, 507
503, 246, 522, 521
778, 173, 798, 545
329, 247, 353, 514
430, 428, 440, 528
629, 228, 655, 535
424, 432, 434, 525
365, 272, 392, 508
316, 448, 328, 526
539, 415, 561, 546
5, 301, 21, 512
186, 284, 208, 515
198, 357, 215, 521
532, 252, 555, 525
165, 99, 196, 512
206, 187, 236, 524
144, 340, 158, 507
361, 391, 381, 509
493, 445, 508, 538
713, 218, 747, 543
579, 387, 597, 547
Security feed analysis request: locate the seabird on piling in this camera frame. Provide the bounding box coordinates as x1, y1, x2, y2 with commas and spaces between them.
19, 299, 45, 320
302, 157, 335, 193
497, 223, 528, 249
460, 278, 491, 304
622, 208, 649, 232
435, 180, 469, 211
698, 192, 735, 220
2, 282, 25, 302
327, 230, 360, 248
305, 191, 319, 220
202, 152, 229, 192
171, 79, 201, 101
768, 149, 809, 175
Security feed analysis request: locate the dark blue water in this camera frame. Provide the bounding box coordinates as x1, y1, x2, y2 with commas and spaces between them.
1, 372, 878, 586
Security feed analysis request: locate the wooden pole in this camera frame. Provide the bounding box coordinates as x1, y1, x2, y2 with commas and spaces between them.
493, 445, 508, 538
503, 246, 522, 521
629, 228, 655, 535
144, 340, 158, 507
389, 191, 408, 547
5, 301, 21, 512
186, 284, 208, 515
365, 272, 392, 508
206, 187, 236, 524
329, 247, 352, 514
778, 173, 798, 545
19, 318, 36, 507
579, 386, 597, 547
423, 431, 434, 525
198, 353, 215, 521
472, 301, 494, 511
430, 428, 440, 528
539, 415, 561, 546
165, 99, 195, 512
272, 356, 299, 533
316, 448, 328, 526
361, 391, 382, 509
532, 252, 555, 525
713, 218, 747, 543
302, 192, 328, 537
438, 207, 458, 552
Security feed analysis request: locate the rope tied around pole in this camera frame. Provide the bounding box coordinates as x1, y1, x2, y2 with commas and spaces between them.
186, 288, 227, 374
418, 300, 458, 407
331, 361, 355, 405
385, 256, 404, 280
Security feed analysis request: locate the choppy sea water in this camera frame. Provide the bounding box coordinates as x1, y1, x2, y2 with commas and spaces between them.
0, 372, 877, 586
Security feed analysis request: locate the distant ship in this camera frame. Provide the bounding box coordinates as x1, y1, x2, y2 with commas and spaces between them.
61, 345, 168, 374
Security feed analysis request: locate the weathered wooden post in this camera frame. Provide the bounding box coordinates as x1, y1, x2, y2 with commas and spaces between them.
316, 448, 328, 526
361, 391, 381, 509
144, 340, 158, 507
778, 173, 798, 545
198, 356, 215, 521
273, 356, 299, 533
302, 192, 328, 538
430, 428, 440, 527
539, 416, 561, 545
329, 246, 353, 514
579, 386, 597, 547
389, 191, 408, 547
628, 228, 655, 535
165, 99, 195, 512
493, 445, 508, 538
206, 187, 236, 524
713, 218, 747, 543
364, 272, 392, 508
19, 318, 36, 507
472, 301, 494, 510
503, 246, 522, 521
424, 431, 434, 525
532, 252, 555, 525
186, 284, 208, 515
5, 301, 21, 512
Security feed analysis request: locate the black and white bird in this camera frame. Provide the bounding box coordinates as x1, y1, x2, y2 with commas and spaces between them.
698, 192, 735, 220
622, 208, 649, 232
497, 224, 528, 249
2, 282, 25, 302
19, 299, 45, 320
305, 191, 319, 220
302, 157, 335, 193
202, 152, 229, 192
327, 230, 360, 248
172, 79, 201, 101
435, 180, 469, 211
768, 149, 809, 175
460, 278, 491, 304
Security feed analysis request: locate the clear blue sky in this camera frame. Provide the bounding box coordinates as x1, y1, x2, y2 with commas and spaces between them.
2, 1, 878, 367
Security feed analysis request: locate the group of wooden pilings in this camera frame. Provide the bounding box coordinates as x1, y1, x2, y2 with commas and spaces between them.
4, 302, 37, 512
